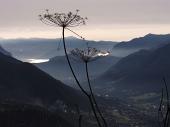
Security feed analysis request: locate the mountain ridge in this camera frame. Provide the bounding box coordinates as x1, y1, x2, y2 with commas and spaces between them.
95, 43, 170, 98
114, 33, 170, 49
0, 37, 117, 60
0, 51, 89, 109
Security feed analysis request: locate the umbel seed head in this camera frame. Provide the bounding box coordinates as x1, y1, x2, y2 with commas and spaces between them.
70, 47, 110, 63
39, 9, 87, 28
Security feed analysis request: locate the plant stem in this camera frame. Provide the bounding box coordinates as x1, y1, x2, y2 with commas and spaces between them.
62, 26, 102, 127
62, 27, 89, 97
158, 88, 164, 127
85, 61, 108, 127
79, 115, 82, 127
163, 78, 170, 127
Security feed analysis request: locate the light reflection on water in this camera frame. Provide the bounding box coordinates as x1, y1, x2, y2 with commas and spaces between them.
26, 59, 49, 63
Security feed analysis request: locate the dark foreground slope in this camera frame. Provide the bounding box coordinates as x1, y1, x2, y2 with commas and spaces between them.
0, 101, 73, 127
0, 51, 88, 108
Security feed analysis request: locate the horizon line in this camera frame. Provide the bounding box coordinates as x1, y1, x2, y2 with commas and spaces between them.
1, 33, 170, 42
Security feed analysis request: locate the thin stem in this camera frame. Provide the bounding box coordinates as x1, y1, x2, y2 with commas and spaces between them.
158, 88, 164, 127
162, 77, 170, 127
163, 78, 170, 127
62, 27, 89, 97
79, 115, 82, 127
66, 28, 84, 39
89, 95, 103, 127
62, 26, 102, 127
163, 78, 169, 107
85, 62, 108, 127
76, 105, 83, 127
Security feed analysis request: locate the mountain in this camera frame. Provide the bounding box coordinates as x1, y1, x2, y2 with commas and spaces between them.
0, 51, 89, 109
114, 33, 170, 49
0, 37, 117, 60
0, 39, 159, 126
2, 34, 170, 59
35, 55, 121, 86
0, 52, 155, 126
112, 34, 170, 57
0, 45, 11, 56
96, 43, 170, 98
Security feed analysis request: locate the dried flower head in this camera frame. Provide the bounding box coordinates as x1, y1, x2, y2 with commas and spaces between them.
70, 47, 110, 63
39, 9, 87, 28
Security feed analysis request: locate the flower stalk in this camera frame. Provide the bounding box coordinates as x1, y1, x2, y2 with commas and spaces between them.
40, 9, 105, 127
158, 77, 170, 127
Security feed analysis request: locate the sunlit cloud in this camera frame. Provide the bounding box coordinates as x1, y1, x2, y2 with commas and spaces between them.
0, 0, 170, 41
1, 24, 170, 41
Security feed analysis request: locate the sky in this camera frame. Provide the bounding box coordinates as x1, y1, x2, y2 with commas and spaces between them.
0, 0, 170, 41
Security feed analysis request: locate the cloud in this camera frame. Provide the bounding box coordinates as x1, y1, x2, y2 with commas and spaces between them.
0, 0, 170, 27
0, 0, 169, 40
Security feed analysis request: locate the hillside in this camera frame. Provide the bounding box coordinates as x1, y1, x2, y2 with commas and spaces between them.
0, 39, 159, 126
0, 101, 74, 127
35, 55, 121, 86
0, 52, 155, 126
0, 51, 88, 109
96, 43, 170, 98
0, 45, 11, 56
114, 34, 170, 49
112, 34, 170, 57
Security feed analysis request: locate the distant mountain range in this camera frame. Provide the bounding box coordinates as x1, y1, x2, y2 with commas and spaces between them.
0, 37, 117, 60
114, 33, 170, 49
1, 34, 170, 59
96, 43, 170, 98
112, 34, 170, 57
2, 34, 170, 95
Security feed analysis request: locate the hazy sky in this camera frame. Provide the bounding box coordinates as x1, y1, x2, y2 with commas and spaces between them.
0, 0, 170, 41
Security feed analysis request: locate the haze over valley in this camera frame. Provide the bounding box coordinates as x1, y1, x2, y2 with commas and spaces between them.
0, 0, 170, 126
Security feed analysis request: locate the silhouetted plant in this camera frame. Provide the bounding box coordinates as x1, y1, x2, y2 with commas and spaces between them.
158, 77, 170, 127
75, 104, 83, 127
158, 88, 164, 127
70, 47, 110, 127
39, 9, 104, 127
70, 47, 110, 62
